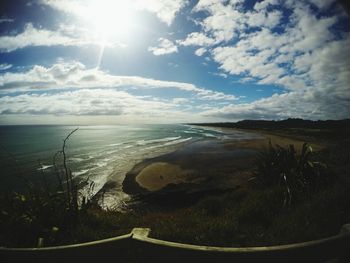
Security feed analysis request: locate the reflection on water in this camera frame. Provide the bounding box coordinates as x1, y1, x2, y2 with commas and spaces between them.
0, 124, 260, 209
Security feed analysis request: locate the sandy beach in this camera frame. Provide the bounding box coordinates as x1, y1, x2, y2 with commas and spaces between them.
122, 128, 323, 202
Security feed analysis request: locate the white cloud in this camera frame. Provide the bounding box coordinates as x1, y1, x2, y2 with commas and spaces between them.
279, 7, 337, 54
0, 0, 189, 53
212, 43, 284, 83
246, 10, 282, 29
0, 61, 238, 103
196, 89, 237, 101
253, 0, 279, 11
195, 47, 207, 56
39, 0, 85, 15
0, 18, 14, 23
0, 89, 177, 116
0, 23, 92, 52
2, 0, 349, 122
0, 61, 194, 91
211, 72, 228, 78
0, 90, 124, 116
209, 3, 343, 91
0, 64, 12, 71
179, 0, 282, 53
172, 97, 189, 104
0, 88, 206, 124
308, 0, 335, 9
134, 0, 188, 25
41, 0, 188, 26
193, 1, 244, 43
203, 29, 350, 120
0, 59, 240, 123
0, 88, 236, 123
202, 87, 350, 121
178, 32, 216, 46
148, 38, 178, 56
185, 0, 350, 121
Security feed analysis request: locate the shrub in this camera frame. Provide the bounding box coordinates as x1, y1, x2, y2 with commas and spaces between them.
0, 128, 98, 247
197, 196, 225, 217
254, 142, 332, 206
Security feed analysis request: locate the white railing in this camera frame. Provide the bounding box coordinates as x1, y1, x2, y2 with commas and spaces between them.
1, 224, 350, 263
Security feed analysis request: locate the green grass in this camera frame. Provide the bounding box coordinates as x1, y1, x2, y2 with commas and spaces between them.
136, 176, 350, 247
141, 136, 350, 247
58, 169, 350, 247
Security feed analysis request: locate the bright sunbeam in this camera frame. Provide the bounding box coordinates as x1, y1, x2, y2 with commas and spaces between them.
79, 0, 134, 42
76, 0, 135, 68
96, 44, 106, 69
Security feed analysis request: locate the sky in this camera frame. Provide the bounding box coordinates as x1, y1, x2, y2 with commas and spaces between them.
0, 0, 349, 125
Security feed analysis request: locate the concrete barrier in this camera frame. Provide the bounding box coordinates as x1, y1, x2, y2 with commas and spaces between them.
1, 224, 350, 263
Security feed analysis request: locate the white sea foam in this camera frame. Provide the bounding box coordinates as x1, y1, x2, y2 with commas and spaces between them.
70, 157, 85, 162
73, 169, 89, 177
37, 164, 53, 171
108, 142, 124, 147
136, 136, 181, 146
104, 149, 120, 155
124, 145, 133, 149
164, 137, 192, 146
183, 130, 197, 134
96, 162, 108, 168
203, 133, 217, 138
145, 137, 192, 150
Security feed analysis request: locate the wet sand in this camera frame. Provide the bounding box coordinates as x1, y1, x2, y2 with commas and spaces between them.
122, 129, 323, 200
136, 162, 192, 191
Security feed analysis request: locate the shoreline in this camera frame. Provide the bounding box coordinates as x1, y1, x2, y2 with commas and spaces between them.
122, 138, 258, 195
122, 128, 322, 205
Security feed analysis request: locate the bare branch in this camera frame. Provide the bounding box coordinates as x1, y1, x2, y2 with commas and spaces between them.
61, 128, 79, 210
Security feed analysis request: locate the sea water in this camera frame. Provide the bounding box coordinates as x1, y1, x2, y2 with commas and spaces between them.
0, 124, 258, 209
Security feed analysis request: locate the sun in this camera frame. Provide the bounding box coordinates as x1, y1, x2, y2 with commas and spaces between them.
79, 0, 134, 42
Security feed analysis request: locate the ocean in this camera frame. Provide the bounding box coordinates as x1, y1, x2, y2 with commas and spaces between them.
0, 124, 258, 209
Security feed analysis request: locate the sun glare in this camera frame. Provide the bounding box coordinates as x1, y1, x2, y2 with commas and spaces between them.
80, 0, 134, 41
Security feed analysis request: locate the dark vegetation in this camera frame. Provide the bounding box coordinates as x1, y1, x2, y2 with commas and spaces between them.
1, 119, 350, 247
133, 137, 350, 247
190, 118, 350, 130
255, 142, 332, 206
190, 118, 350, 144
0, 128, 99, 247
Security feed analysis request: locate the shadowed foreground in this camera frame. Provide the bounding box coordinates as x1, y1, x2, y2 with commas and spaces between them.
1, 225, 350, 263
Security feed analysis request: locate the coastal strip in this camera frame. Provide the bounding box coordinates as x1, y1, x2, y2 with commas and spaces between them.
122, 128, 322, 202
